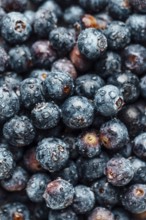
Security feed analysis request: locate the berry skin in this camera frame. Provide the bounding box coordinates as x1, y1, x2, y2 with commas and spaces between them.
48, 208, 79, 220
0, 46, 9, 73
31, 102, 61, 130
20, 78, 45, 110
133, 133, 146, 160
9, 45, 33, 73
49, 27, 75, 55
34, 9, 57, 38
123, 44, 146, 75
130, 157, 146, 184
64, 6, 84, 25
24, 10, 35, 25
51, 58, 77, 79
0, 148, 15, 180
29, 69, 50, 81
75, 74, 105, 99
108, 0, 131, 21
106, 157, 134, 186
126, 14, 146, 43
40, 0, 62, 18
36, 137, 69, 172
95, 51, 122, 79
3, 115, 36, 147
107, 71, 140, 103
0, 71, 22, 90
113, 208, 131, 220
0, 8, 6, 30
0, 85, 20, 123
77, 28, 108, 60
122, 184, 146, 214
140, 75, 146, 98
104, 21, 131, 50
1, 0, 27, 12
1, 166, 28, 192
26, 173, 51, 203
31, 40, 57, 68
79, 0, 108, 12
94, 85, 124, 117
1, 12, 32, 44
92, 177, 119, 208
0, 202, 30, 220
61, 96, 94, 129
42, 71, 74, 100
88, 207, 115, 220
43, 178, 75, 210
72, 185, 95, 214
129, 0, 146, 13
76, 130, 101, 158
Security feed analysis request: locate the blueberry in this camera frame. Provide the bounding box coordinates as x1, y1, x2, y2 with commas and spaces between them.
29, 69, 50, 81
64, 6, 84, 25
0, 46, 9, 73
0, 8, 5, 30
36, 137, 69, 172
79, 0, 108, 12
77, 28, 108, 60
88, 207, 115, 220
95, 12, 112, 30
0, 85, 20, 123
76, 129, 101, 158
20, 78, 45, 110
133, 133, 146, 160
1, 0, 27, 12
130, 157, 146, 184
104, 21, 131, 50
140, 75, 146, 98
61, 96, 94, 129
115, 143, 132, 158
92, 177, 119, 208
106, 157, 134, 186
43, 178, 75, 210
26, 173, 51, 203
94, 85, 124, 117
1, 12, 32, 44
129, 0, 146, 13
40, 0, 62, 18
48, 208, 79, 220
9, 45, 33, 73
49, 27, 75, 55
3, 115, 36, 147
0, 71, 22, 90
63, 135, 79, 159
24, 10, 35, 25
0, 148, 15, 180
34, 8, 57, 38
75, 74, 105, 99
0, 202, 30, 220
113, 208, 131, 220
122, 184, 146, 213
42, 71, 74, 100
1, 166, 28, 192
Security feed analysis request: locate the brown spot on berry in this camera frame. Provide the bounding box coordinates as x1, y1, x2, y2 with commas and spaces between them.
15, 21, 26, 32
13, 212, 24, 220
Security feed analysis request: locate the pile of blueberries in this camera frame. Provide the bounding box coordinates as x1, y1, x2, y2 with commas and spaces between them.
1, 0, 146, 219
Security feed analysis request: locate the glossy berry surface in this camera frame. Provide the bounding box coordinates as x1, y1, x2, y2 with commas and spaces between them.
88, 207, 115, 220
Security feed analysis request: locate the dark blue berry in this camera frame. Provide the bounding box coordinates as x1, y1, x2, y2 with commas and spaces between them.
0, 46, 9, 73
40, 0, 62, 18
113, 208, 131, 220
1, 0, 27, 12
48, 208, 79, 220
79, 0, 108, 12
0, 71, 22, 90
62, 96, 94, 129
88, 207, 115, 220
43, 178, 75, 210
3, 115, 36, 147
129, 0, 146, 13
140, 75, 146, 98
64, 6, 84, 24
130, 157, 146, 184
29, 69, 50, 81
24, 10, 35, 25
133, 133, 146, 160
36, 138, 69, 172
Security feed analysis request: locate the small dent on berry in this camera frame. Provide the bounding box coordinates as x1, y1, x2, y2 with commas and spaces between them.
15, 21, 26, 33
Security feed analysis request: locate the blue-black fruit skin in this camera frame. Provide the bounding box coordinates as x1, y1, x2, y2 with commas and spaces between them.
113, 208, 131, 220
0, 202, 31, 220
0, 8, 5, 30
1, 166, 29, 192
43, 178, 75, 210
48, 208, 79, 220
107, 71, 140, 103
140, 75, 146, 98
104, 21, 131, 50
88, 207, 115, 220
95, 51, 122, 79
108, 0, 131, 21
62, 96, 94, 129
0, 148, 15, 180
0, 46, 9, 73
9, 45, 33, 73
31, 102, 61, 130
0, 71, 22, 90
42, 71, 74, 100
1, 12, 32, 44
75, 74, 105, 99
79, 0, 108, 12
0, 85, 20, 123
72, 185, 95, 214
20, 78, 45, 110
3, 115, 36, 147
129, 0, 146, 13
133, 132, 146, 160
77, 28, 108, 60
36, 137, 69, 172
49, 27, 75, 55
130, 157, 146, 184
26, 173, 51, 203
122, 184, 146, 214
126, 14, 146, 43
29, 69, 50, 81
106, 157, 134, 186
94, 85, 124, 117
77, 152, 109, 182
64, 6, 84, 25
91, 177, 119, 208
24, 10, 35, 25
39, 0, 63, 18
34, 9, 57, 38
1, 0, 27, 12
